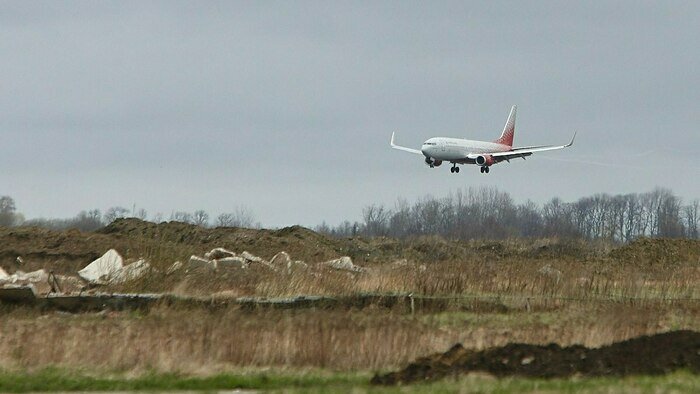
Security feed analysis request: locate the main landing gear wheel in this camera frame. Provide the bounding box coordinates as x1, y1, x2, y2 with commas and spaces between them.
480, 166, 490, 174
451, 165, 460, 174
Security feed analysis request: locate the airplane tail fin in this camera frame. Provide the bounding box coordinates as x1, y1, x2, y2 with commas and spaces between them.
494, 105, 516, 147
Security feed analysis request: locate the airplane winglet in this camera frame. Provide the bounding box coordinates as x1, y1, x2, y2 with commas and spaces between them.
390, 132, 424, 155
565, 131, 577, 147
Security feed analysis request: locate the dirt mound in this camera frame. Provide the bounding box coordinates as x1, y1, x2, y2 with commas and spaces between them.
372, 330, 700, 385
0, 227, 118, 273
609, 238, 700, 267
98, 219, 342, 263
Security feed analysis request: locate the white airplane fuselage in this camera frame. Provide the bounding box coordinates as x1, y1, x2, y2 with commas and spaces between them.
421, 137, 510, 162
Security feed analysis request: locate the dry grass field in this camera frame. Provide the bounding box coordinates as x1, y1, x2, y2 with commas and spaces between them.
1, 219, 699, 390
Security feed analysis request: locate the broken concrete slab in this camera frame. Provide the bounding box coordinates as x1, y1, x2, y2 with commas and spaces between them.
205, 248, 236, 260
216, 256, 247, 269
15, 269, 49, 283
270, 251, 292, 268
240, 251, 265, 264
322, 256, 365, 273
113, 259, 151, 283
78, 249, 124, 285
0, 266, 9, 281
187, 255, 210, 271
167, 261, 183, 275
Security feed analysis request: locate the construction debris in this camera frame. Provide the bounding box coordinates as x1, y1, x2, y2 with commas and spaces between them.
240, 251, 265, 264
0, 267, 9, 281
204, 247, 236, 260
195, 248, 273, 271
77, 250, 151, 285
78, 249, 124, 285
167, 261, 183, 274
113, 259, 151, 283
215, 256, 247, 269
269, 251, 308, 274
322, 256, 365, 273
270, 251, 292, 267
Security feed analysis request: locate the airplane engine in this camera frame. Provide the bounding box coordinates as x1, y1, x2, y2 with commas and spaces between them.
475, 155, 495, 166
425, 157, 443, 167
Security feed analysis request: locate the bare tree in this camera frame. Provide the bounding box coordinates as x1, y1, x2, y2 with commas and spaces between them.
134, 208, 148, 220
216, 213, 235, 227
684, 200, 699, 239
170, 211, 193, 223
72, 210, 104, 231
0, 196, 17, 227
104, 206, 129, 224
192, 210, 210, 227
362, 204, 390, 236
217, 206, 257, 228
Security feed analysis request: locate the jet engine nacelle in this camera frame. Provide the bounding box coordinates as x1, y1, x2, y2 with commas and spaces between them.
475, 155, 495, 166
425, 157, 443, 167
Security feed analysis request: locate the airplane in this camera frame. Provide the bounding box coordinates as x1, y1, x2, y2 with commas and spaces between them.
390, 105, 576, 174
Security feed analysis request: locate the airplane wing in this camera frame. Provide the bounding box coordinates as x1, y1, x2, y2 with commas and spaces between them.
390, 132, 423, 155
467, 132, 577, 161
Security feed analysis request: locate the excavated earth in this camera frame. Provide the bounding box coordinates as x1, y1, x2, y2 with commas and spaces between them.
372, 330, 700, 385
3, 218, 699, 274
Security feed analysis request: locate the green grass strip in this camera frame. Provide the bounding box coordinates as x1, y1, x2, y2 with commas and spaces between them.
1, 368, 698, 393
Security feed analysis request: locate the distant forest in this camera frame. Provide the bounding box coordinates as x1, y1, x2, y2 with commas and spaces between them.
315, 187, 699, 243
1, 187, 698, 243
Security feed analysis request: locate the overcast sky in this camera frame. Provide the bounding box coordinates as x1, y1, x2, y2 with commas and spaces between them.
1, 1, 699, 227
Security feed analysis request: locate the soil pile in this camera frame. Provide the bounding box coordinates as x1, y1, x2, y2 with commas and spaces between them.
0, 227, 117, 273
609, 238, 700, 267
372, 330, 700, 385
98, 219, 342, 263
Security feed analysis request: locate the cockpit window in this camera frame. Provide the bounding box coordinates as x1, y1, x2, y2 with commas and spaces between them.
423, 142, 437, 146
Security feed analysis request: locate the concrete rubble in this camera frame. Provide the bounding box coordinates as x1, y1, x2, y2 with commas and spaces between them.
78, 249, 124, 285
204, 247, 237, 260
112, 259, 151, 284
191, 248, 273, 271
167, 261, 183, 274
78, 249, 151, 285
322, 256, 365, 273
0, 269, 50, 284
187, 255, 213, 271
0, 266, 9, 281
270, 251, 308, 273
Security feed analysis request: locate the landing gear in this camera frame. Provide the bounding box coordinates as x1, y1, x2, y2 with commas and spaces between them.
480, 166, 490, 174
450, 164, 460, 174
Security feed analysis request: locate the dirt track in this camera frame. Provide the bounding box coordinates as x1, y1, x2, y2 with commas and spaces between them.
372, 330, 700, 384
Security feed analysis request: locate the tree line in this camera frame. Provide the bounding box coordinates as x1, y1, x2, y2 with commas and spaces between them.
3, 188, 699, 243
315, 187, 700, 243
0, 196, 259, 231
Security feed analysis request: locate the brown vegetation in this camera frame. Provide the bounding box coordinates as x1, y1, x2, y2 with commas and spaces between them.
1, 219, 699, 300
1, 300, 697, 373
1, 219, 699, 377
